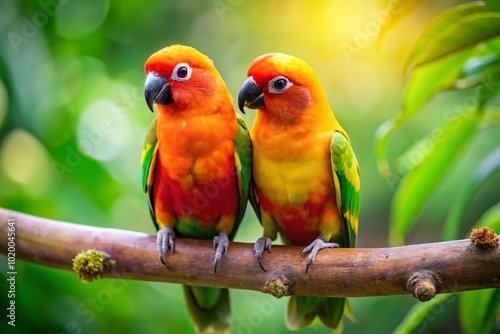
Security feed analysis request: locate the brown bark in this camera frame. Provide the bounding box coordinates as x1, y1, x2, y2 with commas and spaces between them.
1, 208, 499, 301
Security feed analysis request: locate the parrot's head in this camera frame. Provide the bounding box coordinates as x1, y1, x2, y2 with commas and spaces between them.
144, 44, 229, 114
238, 53, 329, 123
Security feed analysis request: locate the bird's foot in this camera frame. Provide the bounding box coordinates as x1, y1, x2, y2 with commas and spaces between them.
301, 236, 339, 273
253, 236, 272, 272
213, 232, 229, 273
157, 227, 176, 265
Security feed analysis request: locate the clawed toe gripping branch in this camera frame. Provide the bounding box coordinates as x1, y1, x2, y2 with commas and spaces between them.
1, 208, 499, 301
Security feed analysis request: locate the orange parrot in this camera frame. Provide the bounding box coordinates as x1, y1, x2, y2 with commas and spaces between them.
142, 45, 251, 333
238, 53, 360, 330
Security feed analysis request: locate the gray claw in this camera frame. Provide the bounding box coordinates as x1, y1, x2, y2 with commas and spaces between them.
157, 227, 176, 265
213, 232, 229, 273
253, 237, 272, 272
302, 236, 339, 274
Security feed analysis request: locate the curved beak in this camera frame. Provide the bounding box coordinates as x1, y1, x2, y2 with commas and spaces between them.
238, 77, 264, 114
144, 71, 173, 112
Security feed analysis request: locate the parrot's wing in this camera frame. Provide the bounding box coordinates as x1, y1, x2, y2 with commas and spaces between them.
233, 114, 252, 233
141, 116, 159, 230
330, 131, 360, 248
248, 183, 261, 223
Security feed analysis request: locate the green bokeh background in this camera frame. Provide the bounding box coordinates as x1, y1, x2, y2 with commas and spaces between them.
0, 1, 498, 333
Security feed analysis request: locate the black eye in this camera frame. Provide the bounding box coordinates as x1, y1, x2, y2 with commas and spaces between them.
177, 66, 188, 78
269, 76, 291, 94
273, 79, 287, 90
172, 63, 192, 82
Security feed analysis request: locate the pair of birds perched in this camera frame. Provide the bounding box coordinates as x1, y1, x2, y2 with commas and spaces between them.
142, 44, 360, 333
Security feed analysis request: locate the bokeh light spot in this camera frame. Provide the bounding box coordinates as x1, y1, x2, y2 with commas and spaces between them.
55, 0, 110, 39
77, 99, 130, 162
0, 128, 54, 197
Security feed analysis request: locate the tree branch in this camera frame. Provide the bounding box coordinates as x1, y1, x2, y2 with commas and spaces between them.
1, 208, 499, 301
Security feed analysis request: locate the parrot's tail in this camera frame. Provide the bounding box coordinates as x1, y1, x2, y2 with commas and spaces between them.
183, 286, 230, 334
286, 296, 355, 331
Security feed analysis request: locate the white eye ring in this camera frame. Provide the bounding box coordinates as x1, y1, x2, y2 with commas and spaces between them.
171, 63, 192, 82
269, 76, 292, 94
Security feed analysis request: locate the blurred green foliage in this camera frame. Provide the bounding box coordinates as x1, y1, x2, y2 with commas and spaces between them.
0, 0, 498, 333
377, 1, 500, 333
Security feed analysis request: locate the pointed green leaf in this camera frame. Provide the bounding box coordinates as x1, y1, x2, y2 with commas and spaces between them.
403, 48, 476, 116
376, 37, 500, 182
462, 53, 500, 78
442, 147, 500, 240
377, 0, 426, 44
454, 40, 500, 89
407, 2, 500, 71
454, 55, 500, 90
459, 289, 500, 334
374, 117, 403, 179
378, 38, 500, 181
390, 111, 482, 245
393, 294, 455, 334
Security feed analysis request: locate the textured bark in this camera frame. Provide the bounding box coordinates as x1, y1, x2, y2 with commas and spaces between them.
1, 208, 499, 300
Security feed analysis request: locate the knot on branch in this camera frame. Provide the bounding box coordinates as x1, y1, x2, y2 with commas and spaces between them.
407, 271, 439, 302
263, 275, 294, 298
72, 249, 116, 283
470, 227, 499, 249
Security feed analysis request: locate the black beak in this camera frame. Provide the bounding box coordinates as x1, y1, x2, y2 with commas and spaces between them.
238, 77, 264, 114
144, 71, 173, 112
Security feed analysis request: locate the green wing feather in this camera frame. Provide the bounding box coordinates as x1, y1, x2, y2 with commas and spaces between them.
248, 183, 261, 223
330, 131, 360, 248
141, 116, 159, 230
232, 114, 252, 238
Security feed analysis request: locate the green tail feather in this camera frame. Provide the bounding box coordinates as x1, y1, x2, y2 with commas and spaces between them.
183, 286, 230, 334
286, 296, 350, 331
